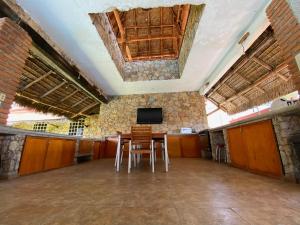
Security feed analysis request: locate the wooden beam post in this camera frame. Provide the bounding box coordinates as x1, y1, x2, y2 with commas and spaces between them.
21, 70, 52, 91
72, 102, 100, 118
41, 81, 66, 98
72, 96, 89, 108
60, 89, 79, 103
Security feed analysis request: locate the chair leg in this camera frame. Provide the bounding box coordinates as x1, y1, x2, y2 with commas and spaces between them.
128, 141, 131, 173
133, 153, 136, 167
120, 150, 124, 165
151, 140, 155, 173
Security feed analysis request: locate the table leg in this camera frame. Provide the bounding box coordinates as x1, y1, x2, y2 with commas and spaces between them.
164, 134, 168, 172
116, 135, 121, 172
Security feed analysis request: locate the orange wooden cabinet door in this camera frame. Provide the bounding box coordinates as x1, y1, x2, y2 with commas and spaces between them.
242, 120, 282, 177
227, 126, 248, 169
105, 138, 117, 158
19, 136, 48, 176
181, 135, 201, 158
79, 140, 94, 154
167, 136, 182, 158
93, 141, 101, 160
44, 139, 64, 170
61, 140, 76, 167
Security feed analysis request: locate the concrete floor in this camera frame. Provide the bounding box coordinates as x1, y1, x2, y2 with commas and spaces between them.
1, 159, 300, 225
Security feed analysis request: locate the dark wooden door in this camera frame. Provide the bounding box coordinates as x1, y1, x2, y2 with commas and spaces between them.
19, 136, 48, 175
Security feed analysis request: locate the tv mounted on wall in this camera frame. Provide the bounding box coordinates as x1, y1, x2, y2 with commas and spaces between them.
137, 108, 163, 124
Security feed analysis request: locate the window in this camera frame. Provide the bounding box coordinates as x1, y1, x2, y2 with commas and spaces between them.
68, 118, 85, 136
33, 122, 47, 132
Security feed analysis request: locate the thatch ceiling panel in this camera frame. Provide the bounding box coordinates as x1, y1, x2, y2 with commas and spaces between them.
16, 47, 103, 119
206, 27, 297, 114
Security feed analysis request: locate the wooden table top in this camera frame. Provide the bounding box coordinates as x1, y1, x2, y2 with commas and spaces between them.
121, 132, 166, 139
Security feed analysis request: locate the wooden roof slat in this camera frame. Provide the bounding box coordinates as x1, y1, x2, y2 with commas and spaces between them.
40, 81, 67, 98
21, 70, 53, 91
220, 63, 288, 106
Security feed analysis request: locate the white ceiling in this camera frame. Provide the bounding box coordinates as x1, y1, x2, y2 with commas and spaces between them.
17, 0, 270, 96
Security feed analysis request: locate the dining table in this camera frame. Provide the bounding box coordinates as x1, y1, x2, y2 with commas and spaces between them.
115, 132, 169, 172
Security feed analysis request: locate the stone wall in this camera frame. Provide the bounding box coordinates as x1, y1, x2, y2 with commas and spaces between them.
272, 114, 300, 182
209, 130, 228, 162
84, 92, 208, 138
0, 135, 25, 179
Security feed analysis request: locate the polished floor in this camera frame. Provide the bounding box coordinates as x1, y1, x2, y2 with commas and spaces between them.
1, 159, 300, 225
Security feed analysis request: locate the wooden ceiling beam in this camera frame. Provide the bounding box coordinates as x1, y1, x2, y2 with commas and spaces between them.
60, 89, 79, 103
220, 63, 288, 106
251, 56, 273, 71
72, 96, 89, 108
119, 35, 179, 43
181, 5, 190, 34
125, 45, 132, 61
72, 102, 100, 118
125, 24, 175, 30
21, 70, 53, 91
16, 93, 84, 117
41, 81, 67, 98
131, 53, 176, 60
276, 72, 290, 82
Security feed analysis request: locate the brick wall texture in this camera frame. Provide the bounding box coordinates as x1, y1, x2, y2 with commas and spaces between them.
0, 17, 31, 125
266, 0, 300, 89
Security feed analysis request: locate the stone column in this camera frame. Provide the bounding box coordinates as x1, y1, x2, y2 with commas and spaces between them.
0, 17, 32, 125
266, 0, 300, 89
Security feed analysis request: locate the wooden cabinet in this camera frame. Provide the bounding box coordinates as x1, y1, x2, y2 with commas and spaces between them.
105, 137, 118, 158
180, 135, 201, 157
19, 137, 76, 176
93, 141, 101, 160
167, 136, 182, 157
61, 140, 76, 167
79, 140, 94, 155
227, 127, 247, 169
44, 139, 64, 170
167, 135, 201, 158
19, 137, 48, 176
227, 120, 282, 177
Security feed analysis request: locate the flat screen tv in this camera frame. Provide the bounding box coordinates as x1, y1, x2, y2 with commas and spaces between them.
137, 108, 163, 124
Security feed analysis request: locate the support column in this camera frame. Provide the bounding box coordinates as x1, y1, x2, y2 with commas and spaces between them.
266, 0, 300, 89
0, 17, 32, 125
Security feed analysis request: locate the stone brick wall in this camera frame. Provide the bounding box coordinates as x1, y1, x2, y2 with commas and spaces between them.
84, 92, 208, 138
266, 0, 300, 88
0, 18, 32, 125
0, 135, 25, 179
272, 114, 300, 182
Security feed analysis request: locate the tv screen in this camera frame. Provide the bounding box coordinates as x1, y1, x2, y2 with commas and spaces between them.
137, 108, 163, 124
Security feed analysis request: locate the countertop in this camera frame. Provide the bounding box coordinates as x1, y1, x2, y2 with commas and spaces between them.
210, 104, 300, 132
0, 125, 104, 141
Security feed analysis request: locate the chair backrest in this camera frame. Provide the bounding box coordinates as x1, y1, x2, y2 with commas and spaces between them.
131, 126, 152, 145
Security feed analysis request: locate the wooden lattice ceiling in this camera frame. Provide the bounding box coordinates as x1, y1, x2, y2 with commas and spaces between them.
107, 5, 191, 61
206, 27, 297, 115
15, 46, 106, 119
